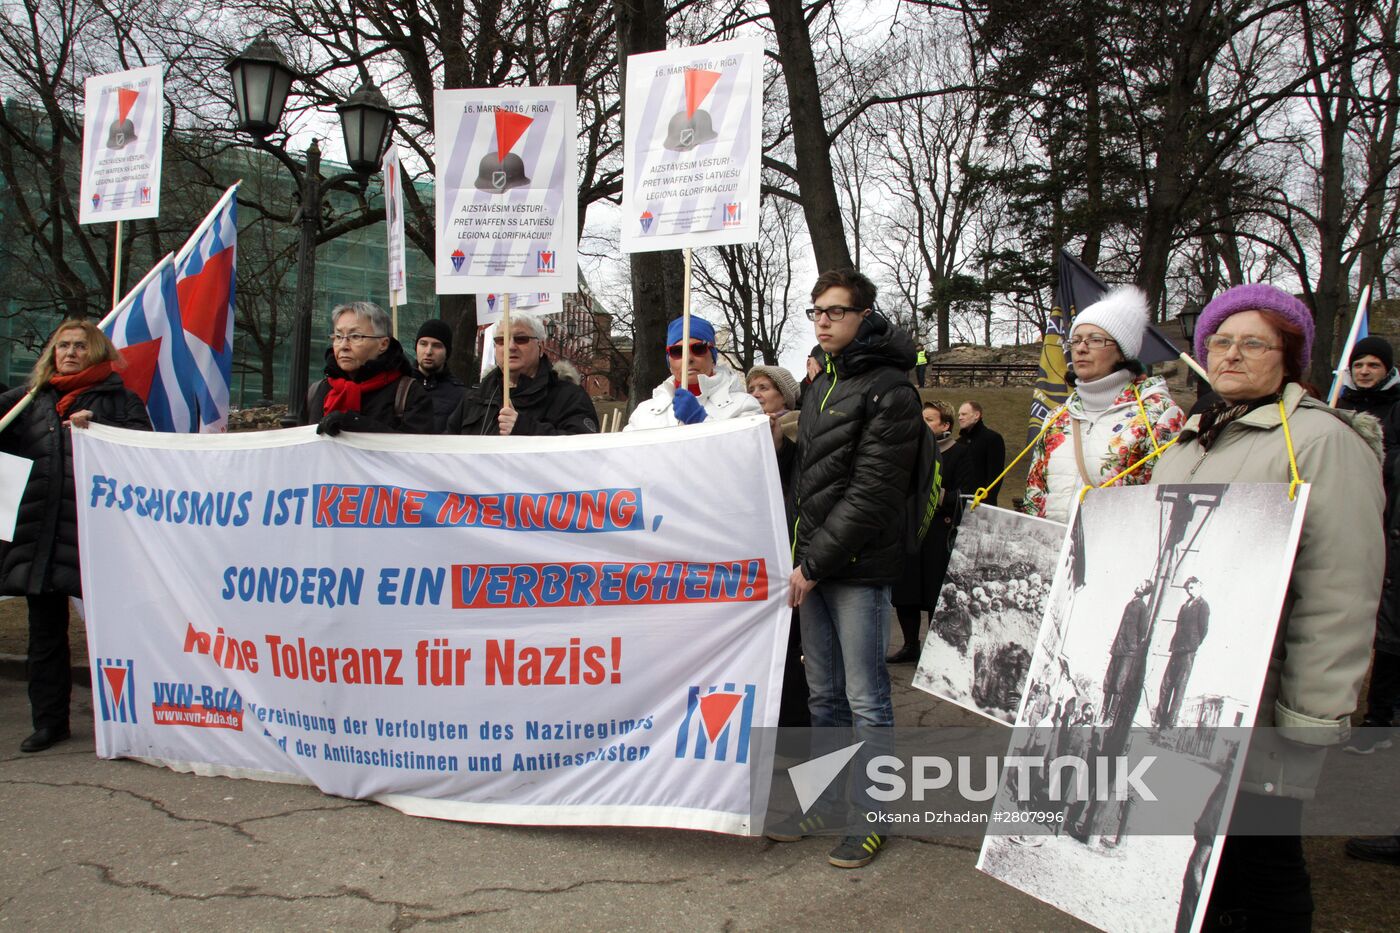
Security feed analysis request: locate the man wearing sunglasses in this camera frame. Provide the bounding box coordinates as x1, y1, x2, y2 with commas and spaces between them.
446, 313, 598, 436
624, 315, 761, 430
781, 269, 921, 868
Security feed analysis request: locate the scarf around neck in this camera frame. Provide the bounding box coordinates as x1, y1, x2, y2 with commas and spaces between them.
49, 362, 115, 417
1195, 393, 1281, 451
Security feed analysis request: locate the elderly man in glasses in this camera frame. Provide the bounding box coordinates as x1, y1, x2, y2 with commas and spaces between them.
304, 301, 435, 434
625, 315, 761, 430
447, 312, 598, 436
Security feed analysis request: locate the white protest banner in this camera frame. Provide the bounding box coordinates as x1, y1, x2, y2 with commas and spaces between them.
383, 143, 408, 306
621, 38, 763, 253
79, 65, 164, 224
0, 450, 33, 541
476, 291, 562, 327
74, 417, 788, 833
435, 86, 578, 294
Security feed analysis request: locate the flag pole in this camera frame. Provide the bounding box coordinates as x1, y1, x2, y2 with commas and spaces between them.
501, 292, 512, 410
680, 247, 693, 392
391, 296, 399, 341
1328, 285, 1372, 406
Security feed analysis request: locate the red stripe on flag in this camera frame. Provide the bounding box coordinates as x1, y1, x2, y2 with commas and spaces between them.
116, 338, 162, 403
177, 248, 234, 353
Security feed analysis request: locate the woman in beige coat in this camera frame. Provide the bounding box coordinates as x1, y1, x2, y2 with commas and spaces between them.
1151, 283, 1383, 931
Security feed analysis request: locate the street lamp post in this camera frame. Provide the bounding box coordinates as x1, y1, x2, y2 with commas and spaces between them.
226, 36, 395, 426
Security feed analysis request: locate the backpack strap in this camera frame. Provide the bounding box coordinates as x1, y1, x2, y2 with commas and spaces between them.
394, 375, 413, 419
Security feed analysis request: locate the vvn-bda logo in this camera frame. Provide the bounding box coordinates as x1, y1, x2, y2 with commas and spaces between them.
675, 683, 756, 763
537, 250, 556, 274
96, 658, 137, 724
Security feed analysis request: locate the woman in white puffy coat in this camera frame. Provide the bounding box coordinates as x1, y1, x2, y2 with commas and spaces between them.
1021, 287, 1185, 523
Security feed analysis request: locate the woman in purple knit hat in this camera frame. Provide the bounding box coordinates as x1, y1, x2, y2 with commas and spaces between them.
1151, 283, 1384, 931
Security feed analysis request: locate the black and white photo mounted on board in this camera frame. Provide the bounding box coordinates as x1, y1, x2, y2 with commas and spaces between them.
977, 483, 1308, 933
911, 504, 1067, 723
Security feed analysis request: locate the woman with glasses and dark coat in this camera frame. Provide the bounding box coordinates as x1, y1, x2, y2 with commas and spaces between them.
448, 312, 598, 436
1021, 287, 1184, 523
304, 301, 434, 435
624, 315, 762, 430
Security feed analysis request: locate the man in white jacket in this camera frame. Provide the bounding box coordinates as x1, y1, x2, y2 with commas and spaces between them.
624, 315, 761, 430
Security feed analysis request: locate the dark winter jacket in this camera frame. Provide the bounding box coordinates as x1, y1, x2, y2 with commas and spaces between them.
415, 370, 467, 433
957, 419, 1006, 506
1338, 372, 1400, 424
0, 375, 151, 597
304, 340, 435, 434
792, 313, 921, 585
893, 434, 971, 609
448, 357, 598, 436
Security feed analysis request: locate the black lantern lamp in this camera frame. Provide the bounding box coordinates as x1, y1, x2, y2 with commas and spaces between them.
337, 80, 395, 175
1177, 303, 1202, 343
226, 34, 295, 140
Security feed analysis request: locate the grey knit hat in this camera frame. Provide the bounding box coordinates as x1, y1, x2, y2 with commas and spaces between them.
747, 365, 800, 410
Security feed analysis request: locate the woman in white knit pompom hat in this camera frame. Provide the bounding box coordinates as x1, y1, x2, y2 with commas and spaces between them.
1021, 286, 1186, 523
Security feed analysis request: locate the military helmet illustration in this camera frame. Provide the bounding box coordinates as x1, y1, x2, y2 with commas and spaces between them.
106, 117, 137, 150
474, 151, 531, 193
662, 109, 718, 152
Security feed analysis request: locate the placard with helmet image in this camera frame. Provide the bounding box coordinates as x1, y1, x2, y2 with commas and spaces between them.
434, 86, 578, 294
621, 38, 763, 253
79, 65, 164, 224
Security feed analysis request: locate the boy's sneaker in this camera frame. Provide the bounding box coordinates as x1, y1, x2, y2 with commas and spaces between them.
828, 832, 884, 868
1344, 728, 1393, 755
765, 808, 835, 842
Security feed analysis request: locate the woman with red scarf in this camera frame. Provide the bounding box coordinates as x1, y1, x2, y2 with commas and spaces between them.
303, 301, 433, 435
0, 320, 150, 752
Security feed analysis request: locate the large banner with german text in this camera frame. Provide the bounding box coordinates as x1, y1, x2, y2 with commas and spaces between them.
73, 418, 789, 834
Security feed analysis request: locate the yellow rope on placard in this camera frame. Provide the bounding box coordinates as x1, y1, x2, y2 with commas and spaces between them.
1132, 382, 1163, 457
1077, 437, 1181, 503
970, 404, 1064, 512
1279, 398, 1302, 500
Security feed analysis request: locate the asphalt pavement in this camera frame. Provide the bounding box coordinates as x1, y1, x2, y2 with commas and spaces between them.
0, 675, 1090, 932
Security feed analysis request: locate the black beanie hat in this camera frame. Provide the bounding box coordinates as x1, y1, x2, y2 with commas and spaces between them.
1351, 335, 1394, 372
416, 319, 453, 355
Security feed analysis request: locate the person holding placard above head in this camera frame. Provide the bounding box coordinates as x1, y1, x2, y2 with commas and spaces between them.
1150, 283, 1384, 932
447, 313, 597, 436
0, 320, 150, 753
304, 301, 434, 436
624, 315, 761, 430
1021, 286, 1185, 524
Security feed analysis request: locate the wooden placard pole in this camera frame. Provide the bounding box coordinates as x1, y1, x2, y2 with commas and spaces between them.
111, 220, 124, 312
501, 292, 512, 409
391, 297, 399, 341
679, 247, 693, 392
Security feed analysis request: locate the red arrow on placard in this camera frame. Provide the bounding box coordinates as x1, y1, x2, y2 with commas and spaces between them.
103, 665, 127, 705
684, 69, 721, 118
117, 87, 139, 122
697, 691, 743, 742
494, 109, 534, 161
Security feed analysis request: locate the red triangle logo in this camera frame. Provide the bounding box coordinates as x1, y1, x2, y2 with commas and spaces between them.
117, 87, 139, 122
684, 69, 721, 118
698, 692, 742, 742
494, 109, 534, 161
103, 666, 127, 705
116, 338, 162, 403
177, 248, 234, 353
